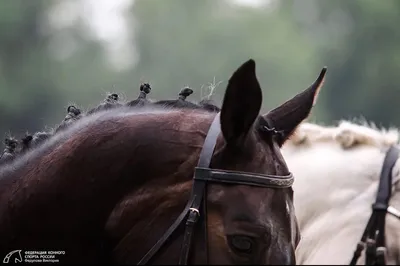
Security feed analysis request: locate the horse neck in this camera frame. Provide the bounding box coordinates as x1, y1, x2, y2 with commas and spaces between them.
106, 180, 194, 264
281, 141, 392, 264
0, 110, 213, 260
0, 109, 211, 191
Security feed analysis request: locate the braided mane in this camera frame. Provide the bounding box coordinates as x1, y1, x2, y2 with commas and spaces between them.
0, 83, 221, 166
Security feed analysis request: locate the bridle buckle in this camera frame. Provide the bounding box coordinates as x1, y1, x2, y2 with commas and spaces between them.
376, 247, 387, 265
187, 208, 200, 224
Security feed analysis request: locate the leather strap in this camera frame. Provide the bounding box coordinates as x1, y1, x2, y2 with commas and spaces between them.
178, 113, 221, 264
196, 113, 221, 168
371, 145, 399, 265
349, 145, 400, 265
137, 113, 221, 265
137, 197, 195, 265
178, 179, 206, 265
194, 167, 294, 188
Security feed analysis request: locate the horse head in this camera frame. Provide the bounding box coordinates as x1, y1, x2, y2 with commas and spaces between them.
0, 59, 327, 265
195, 60, 326, 264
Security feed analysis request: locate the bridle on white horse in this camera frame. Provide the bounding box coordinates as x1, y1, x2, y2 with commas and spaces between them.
350, 145, 400, 265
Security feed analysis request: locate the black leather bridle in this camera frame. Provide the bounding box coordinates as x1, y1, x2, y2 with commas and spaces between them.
350, 145, 400, 265
137, 112, 295, 265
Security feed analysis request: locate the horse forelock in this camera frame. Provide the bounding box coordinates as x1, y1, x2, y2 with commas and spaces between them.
282, 120, 400, 264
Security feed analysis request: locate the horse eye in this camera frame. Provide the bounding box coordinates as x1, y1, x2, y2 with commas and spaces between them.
228, 235, 254, 254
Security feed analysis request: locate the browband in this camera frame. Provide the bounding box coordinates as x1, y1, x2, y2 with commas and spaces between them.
194, 167, 294, 188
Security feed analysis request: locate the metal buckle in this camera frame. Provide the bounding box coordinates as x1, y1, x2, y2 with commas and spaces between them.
376, 246, 387, 265
189, 208, 200, 215
187, 208, 200, 224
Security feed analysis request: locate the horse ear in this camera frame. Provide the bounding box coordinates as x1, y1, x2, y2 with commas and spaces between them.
264, 67, 327, 146
220, 59, 262, 145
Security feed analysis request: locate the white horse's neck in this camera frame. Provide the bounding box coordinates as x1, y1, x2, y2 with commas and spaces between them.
281, 121, 400, 265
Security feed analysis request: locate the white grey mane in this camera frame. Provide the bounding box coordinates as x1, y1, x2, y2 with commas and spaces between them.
285, 119, 399, 150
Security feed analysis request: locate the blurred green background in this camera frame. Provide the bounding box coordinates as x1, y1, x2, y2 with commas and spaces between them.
1, 0, 400, 142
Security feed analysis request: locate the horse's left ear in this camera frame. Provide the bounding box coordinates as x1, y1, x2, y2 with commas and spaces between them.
263, 67, 327, 146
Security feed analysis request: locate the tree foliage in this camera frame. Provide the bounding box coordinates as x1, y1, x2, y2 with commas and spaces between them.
1, 0, 399, 141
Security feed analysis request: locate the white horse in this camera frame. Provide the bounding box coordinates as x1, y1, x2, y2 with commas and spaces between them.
281, 120, 400, 265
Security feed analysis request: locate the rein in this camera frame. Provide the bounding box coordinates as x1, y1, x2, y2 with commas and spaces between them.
350, 145, 400, 265
136, 112, 294, 265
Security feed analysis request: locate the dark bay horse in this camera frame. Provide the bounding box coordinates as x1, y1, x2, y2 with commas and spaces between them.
0, 59, 327, 264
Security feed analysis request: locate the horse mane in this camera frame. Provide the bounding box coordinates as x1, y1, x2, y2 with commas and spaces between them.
285, 119, 400, 150
0, 82, 222, 167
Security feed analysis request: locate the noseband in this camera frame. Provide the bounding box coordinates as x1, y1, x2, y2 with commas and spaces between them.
350, 145, 400, 265
137, 112, 294, 265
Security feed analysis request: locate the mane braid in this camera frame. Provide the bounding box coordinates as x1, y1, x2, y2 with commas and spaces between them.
0, 137, 18, 165
0, 84, 222, 167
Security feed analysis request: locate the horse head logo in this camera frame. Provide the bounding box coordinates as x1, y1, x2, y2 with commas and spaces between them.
3, 250, 22, 263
